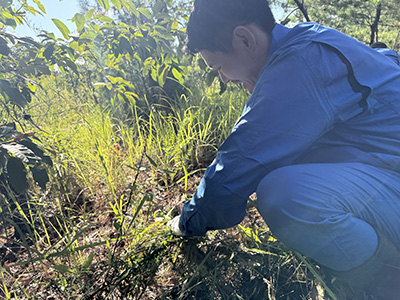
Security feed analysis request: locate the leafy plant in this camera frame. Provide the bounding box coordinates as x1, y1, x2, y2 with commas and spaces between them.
0, 0, 53, 245
0, 0, 47, 110
59, 0, 194, 120
0, 123, 52, 241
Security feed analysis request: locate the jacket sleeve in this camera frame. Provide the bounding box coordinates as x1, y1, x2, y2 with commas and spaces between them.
179, 43, 363, 236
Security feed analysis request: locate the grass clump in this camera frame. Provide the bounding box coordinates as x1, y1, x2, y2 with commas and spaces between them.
0, 75, 343, 300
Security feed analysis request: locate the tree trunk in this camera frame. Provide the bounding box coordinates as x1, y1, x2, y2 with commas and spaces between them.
370, 3, 382, 45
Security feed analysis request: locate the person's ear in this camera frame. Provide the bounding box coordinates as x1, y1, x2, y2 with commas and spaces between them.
232, 25, 257, 51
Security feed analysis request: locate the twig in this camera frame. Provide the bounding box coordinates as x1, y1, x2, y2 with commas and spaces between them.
293, 0, 311, 22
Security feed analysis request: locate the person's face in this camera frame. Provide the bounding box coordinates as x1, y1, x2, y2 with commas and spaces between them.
200, 49, 254, 92
199, 25, 270, 93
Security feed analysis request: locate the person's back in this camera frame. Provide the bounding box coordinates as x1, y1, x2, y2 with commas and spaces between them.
269, 23, 400, 169
371, 41, 400, 66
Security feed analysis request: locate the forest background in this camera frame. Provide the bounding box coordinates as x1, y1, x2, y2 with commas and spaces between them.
0, 0, 399, 299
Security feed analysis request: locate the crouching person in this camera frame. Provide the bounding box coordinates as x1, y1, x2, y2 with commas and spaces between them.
169, 0, 400, 298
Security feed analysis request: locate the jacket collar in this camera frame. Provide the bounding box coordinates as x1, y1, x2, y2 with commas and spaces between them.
267, 23, 291, 60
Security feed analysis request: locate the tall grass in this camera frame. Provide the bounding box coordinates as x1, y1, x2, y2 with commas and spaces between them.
0, 75, 344, 299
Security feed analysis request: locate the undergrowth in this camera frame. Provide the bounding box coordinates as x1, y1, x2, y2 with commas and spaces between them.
0, 76, 355, 300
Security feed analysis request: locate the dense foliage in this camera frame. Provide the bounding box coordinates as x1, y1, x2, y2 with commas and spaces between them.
0, 0, 54, 247
0, 0, 398, 299
276, 0, 400, 48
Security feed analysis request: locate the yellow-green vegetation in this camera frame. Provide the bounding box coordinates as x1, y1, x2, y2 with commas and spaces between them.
1, 71, 331, 300
2, 0, 398, 299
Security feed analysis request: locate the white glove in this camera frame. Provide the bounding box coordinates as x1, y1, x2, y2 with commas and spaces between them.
168, 215, 185, 236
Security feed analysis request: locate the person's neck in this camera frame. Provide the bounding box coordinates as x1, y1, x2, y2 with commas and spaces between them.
246, 26, 271, 92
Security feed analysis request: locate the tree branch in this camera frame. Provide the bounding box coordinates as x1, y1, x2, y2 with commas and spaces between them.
293, 0, 311, 22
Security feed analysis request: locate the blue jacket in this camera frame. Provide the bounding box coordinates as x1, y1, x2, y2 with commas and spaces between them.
179, 23, 400, 236
375, 48, 400, 66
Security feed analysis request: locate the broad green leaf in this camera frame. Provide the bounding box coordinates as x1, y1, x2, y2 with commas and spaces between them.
197, 57, 208, 71
0, 123, 17, 140
126, 2, 139, 17
152, 0, 165, 18
137, 7, 152, 21
24, 5, 40, 15
110, 0, 122, 10
18, 139, 52, 166
152, 30, 174, 41
38, 31, 56, 41
1, 142, 41, 164
172, 68, 184, 85
205, 70, 218, 86
3, 14, 16, 28
79, 31, 97, 42
33, 0, 46, 14
72, 13, 85, 32
94, 15, 113, 23
120, 0, 129, 10
33, 64, 51, 76
16, 36, 41, 48
85, 9, 95, 20
52, 19, 70, 40
43, 43, 55, 60
2, 31, 17, 44
150, 68, 157, 82
118, 35, 133, 56
106, 76, 121, 84
171, 20, 178, 31
27, 82, 37, 93
21, 86, 32, 103
0, 36, 10, 56
96, 0, 110, 10
30, 166, 49, 189
60, 44, 75, 60
64, 58, 79, 75
158, 65, 170, 87
68, 40, 83, 51
115, 92, 123, 103
6, 157, 28, 194
0, 79, 28, 106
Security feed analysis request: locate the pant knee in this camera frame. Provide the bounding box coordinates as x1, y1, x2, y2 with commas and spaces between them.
255, 165, 380, 271
256, 166, 300, 231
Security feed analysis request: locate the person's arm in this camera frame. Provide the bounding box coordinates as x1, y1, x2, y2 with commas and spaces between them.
178, 42, 364, 236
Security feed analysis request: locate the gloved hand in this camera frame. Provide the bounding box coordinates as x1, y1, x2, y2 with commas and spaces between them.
167, 215, 185, 236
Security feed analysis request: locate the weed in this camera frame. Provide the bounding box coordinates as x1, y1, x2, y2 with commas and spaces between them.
0, 72, 341, 300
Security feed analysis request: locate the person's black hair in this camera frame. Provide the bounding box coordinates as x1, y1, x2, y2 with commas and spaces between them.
186, 0, 275, 54
371, 42, 388, 49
